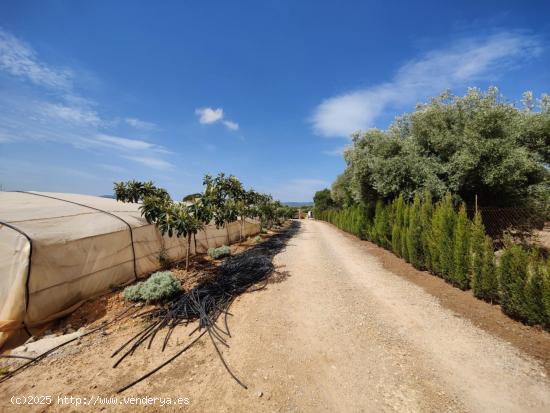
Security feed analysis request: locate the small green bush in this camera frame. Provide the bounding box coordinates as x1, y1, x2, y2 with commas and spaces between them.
123, 271, 181, 302
208, 245, 231, 259
499, 240, 529, 321
452, 204, 470, 290
254, 235, 262, 243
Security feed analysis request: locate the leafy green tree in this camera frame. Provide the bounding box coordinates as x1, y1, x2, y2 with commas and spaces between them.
114, 180, 171, 203
313, 188, 336, 214
339, 88, 549, 208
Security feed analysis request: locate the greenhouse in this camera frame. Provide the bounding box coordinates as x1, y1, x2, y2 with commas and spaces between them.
0, 191, 259, 347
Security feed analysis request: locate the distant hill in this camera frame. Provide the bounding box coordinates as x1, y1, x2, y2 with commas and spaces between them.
100, 194, 116, 199
284, 202, 313, 208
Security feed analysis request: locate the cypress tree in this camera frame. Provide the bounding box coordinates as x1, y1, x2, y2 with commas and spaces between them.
544, 257, 550, 327
391, 195, 404, 256
430, 193, 455, 279
523, 253, 546, 325
373, 200, 391, 249
420, 191, 434, 270
470, 210, 485, 298
499, 239, 529, 321
401, 203, 410, 262
452, 203, 471, 290
480, 236, 498, 303
407, 194, 423, 269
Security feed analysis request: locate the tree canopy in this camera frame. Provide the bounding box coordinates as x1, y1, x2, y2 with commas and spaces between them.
326, 88, 549, 209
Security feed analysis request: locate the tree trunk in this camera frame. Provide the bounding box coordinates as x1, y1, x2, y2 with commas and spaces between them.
203, 228, 210, 249
193, 232, 197, 254
239, 218, 244, 242
226, 224, 230, 245
186, 235, 191, 271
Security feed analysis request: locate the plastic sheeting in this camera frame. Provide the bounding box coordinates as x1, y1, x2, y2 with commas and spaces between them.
0, 192, 260, 347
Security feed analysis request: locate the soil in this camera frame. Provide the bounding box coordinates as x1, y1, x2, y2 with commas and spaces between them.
0, 220, 549, 412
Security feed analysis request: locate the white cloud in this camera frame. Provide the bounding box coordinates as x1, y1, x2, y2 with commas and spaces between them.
195, 107, 224, 124
195, 106, 240, 131
0, 28, 72, 90
95, 133, 157, 150
222, 120, 239, 131
0, 28, 175, 175
311, 32, 542, 138
123, 155, 174, 170
124, 117, 156, 130
42, 103, 101, 126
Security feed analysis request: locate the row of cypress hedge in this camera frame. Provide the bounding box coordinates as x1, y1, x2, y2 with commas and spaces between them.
316, 193, 550, 327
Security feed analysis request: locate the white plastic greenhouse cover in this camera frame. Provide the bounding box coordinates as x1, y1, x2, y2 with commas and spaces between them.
0, 191, 260, 347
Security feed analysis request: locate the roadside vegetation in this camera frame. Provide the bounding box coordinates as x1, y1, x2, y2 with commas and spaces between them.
315, 88, 550, 327
114, 173, 295, 270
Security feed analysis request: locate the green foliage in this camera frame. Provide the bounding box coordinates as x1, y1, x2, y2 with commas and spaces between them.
391, 195, 405, 257
406, 194, 423, 268
429, 194, 456, 279
452, 204, 471, 289
341, 88, 549, 208
499, 240, 529, 321
400, 203, 410, 262
114, 180, 171, 203
470, 211, 486, 298
480, 236, 499, 303
208, 245, 231, 259
313, 188, 335, 215
373, 200, 391, 249
419, 191, 434, 270
523, 254, 546, 325
123, 271, 181, 302
544, 258, 550, 325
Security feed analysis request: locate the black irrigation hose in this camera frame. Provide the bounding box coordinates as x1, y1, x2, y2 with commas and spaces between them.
0, 222, 300, 394
115, 222, 300, 393
0, 304, 140, 383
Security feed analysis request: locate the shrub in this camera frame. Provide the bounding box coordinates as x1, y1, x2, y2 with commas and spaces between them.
406, 194, 423, 269
544, 257, 550, 325
478, 236, 499, 303
523, 253, 546, 325
208, 245, 231, 259
499, 240, 529, 321
123, 271, 181, 302
254, 235, 262, 243
391, 195, 405, 256
429, 194, 456, 278
452, 204, 470, 290
419, 191, 434, 270
470, 211, 485, 298
400, 203, 410, 262
373, 200, 391, 249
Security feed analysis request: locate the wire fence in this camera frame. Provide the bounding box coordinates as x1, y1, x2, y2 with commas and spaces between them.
467, 206, 548, 242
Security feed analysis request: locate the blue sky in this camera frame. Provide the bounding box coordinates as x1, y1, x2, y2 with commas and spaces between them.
0, 1, 549, 201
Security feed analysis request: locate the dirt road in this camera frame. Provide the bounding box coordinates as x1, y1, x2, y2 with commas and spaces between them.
2, 219, 549, 412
